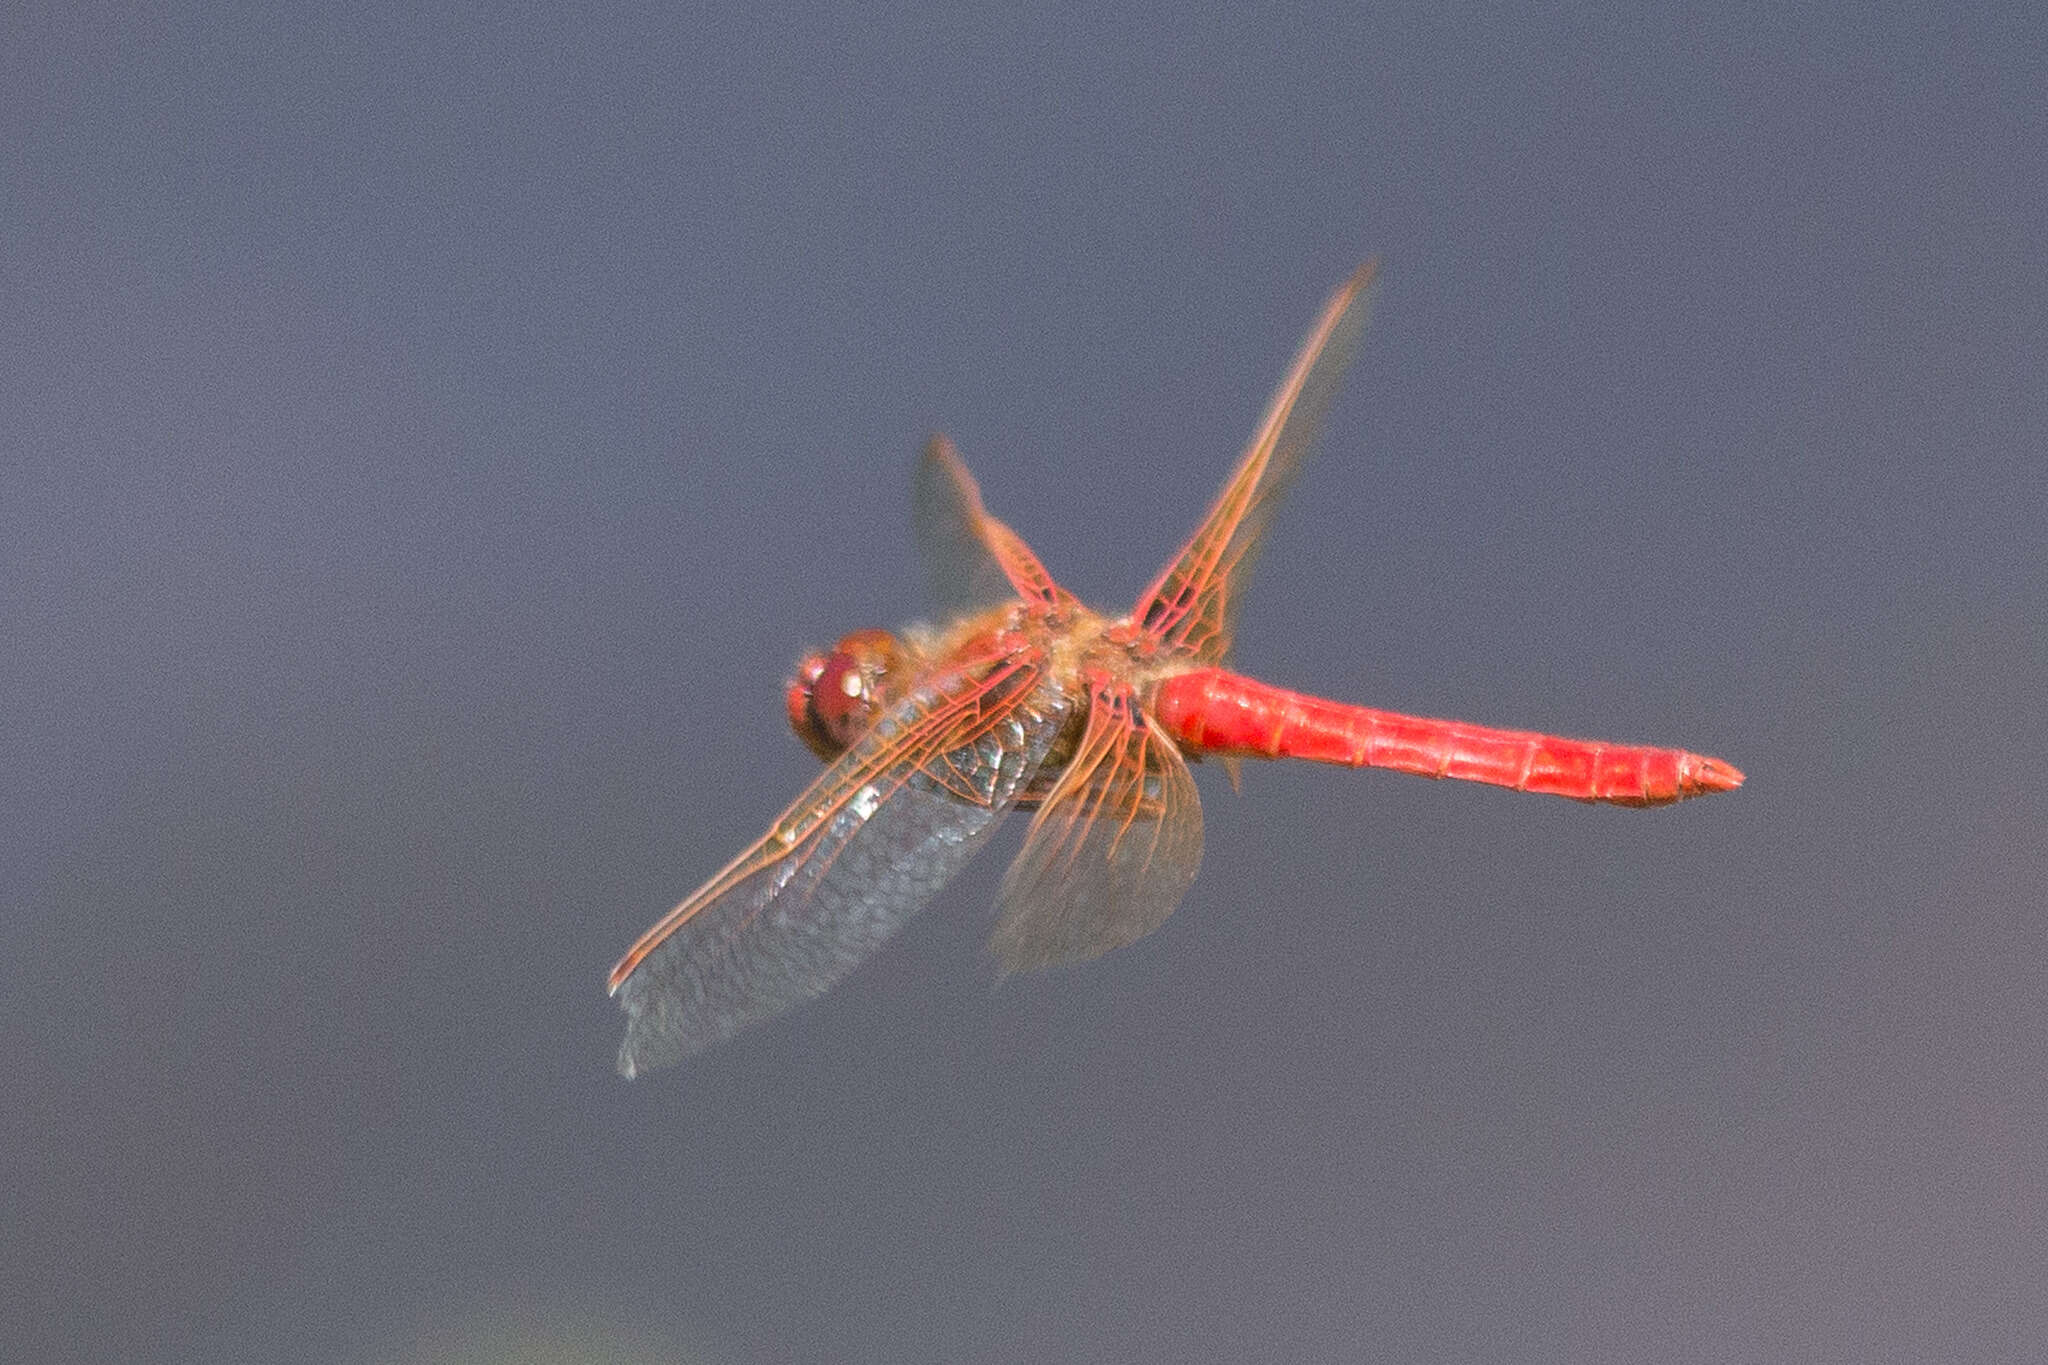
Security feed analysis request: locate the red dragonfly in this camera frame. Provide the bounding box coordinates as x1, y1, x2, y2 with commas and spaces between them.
609, 262, 1741, 1076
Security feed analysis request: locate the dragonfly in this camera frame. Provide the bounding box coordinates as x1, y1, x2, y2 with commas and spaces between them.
608, 261, 1742, 1076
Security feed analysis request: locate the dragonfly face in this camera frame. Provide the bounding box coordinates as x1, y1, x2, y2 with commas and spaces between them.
784, 627, 912, 762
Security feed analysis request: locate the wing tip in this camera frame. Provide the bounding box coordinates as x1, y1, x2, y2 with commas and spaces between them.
1331, 258, 1383, 328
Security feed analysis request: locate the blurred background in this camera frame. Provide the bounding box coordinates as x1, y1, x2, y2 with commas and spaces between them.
5, 4, 2043, 1362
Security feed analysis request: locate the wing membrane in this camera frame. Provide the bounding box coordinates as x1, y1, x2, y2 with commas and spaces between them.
1133, 261, 1379, 661
988, 680, 1203, 971
611, 650, 1070, 1074
913, 434, 1072, 613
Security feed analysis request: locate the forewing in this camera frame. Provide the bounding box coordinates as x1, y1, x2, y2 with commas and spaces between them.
913, 434, 1072, 613
610, 650, 1071, 1075
1132, 261, 1380, 661
988, 681, 1204, 972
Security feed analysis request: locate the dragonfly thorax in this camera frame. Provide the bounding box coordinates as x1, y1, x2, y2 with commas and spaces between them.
785, 628, 911, 761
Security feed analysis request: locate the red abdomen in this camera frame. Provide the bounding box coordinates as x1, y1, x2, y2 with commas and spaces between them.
1152, 668, 1742, 808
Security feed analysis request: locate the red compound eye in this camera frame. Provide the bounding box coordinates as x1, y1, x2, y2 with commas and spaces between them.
785, 652, 834, 760
810, 653, 864, 731
784, 630, 904, 761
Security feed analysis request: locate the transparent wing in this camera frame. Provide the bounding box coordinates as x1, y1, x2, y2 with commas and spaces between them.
1132, 261, 1380, 662
913, 434, 1072, 614
610, 650, 1071, 1075
988, 680, 1204, 972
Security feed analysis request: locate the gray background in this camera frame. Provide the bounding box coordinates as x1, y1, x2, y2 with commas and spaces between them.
6, 5, 2044, 1363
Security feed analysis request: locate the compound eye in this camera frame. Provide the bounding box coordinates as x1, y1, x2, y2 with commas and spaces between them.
784, 631, 903, 761
783, 654, 833, 760
809, 650, 872, 740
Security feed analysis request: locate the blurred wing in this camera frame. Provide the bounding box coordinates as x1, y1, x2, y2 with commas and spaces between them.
1132, 261, 1380, 661
988, 680, 1203, 972
610, 649, 1071, 1075
913, 434, 1072, 614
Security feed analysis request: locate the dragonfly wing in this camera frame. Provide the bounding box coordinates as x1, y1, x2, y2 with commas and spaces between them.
1132, 261, 1380, 661
988, 679, 1204, 972
611, 651, 1072, 1075
913, 434, 1072, 613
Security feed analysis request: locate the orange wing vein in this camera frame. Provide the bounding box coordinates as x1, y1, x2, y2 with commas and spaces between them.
1132, 261, 1380, 662
988, 677, 1204, 972
609, 646, 1069, 1073
913, 434, 1073, 613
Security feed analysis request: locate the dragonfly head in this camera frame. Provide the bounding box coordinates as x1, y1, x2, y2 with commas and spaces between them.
785, 628, 909, 762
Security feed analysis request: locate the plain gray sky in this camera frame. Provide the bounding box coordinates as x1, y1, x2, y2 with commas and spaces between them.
5, 4, 2045, 1362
